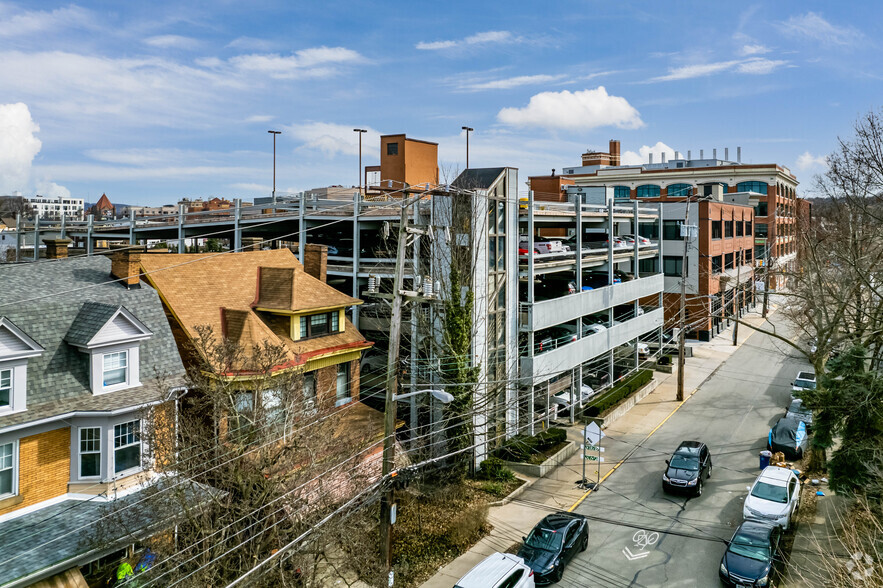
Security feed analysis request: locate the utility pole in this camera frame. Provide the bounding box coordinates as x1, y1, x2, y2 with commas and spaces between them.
354, 128, 367, 192
379, 204, 409, 579
677, 198, 692, 402
268, 130, 281, 204
733, 248, 742, 346
762, 239, 772, 318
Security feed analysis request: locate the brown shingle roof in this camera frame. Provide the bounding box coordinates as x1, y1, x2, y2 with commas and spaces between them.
139, 250, 370, 374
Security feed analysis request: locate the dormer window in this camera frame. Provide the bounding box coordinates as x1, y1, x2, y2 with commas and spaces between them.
299, 311, 341, 339
65, 303, 153, 394
0, 317, 44, 414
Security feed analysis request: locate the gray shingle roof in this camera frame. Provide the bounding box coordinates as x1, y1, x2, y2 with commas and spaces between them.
63, 302, 120, 347
0, 257, 185, 433
452, 167, 507, 190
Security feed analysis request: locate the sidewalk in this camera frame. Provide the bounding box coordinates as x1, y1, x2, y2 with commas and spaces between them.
422, 306, 775, 587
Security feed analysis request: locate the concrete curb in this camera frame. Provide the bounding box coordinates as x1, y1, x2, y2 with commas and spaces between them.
487, 475, 533, 507
501, 441, 578, 478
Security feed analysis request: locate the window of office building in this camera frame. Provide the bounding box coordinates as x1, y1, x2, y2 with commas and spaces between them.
614, 186, 630, 199
386, 142, 398, 156
756, 223, 768, 238
736, 220, 744, 237
725, 252, 734, 268
662, 220, 683, 240
745, 221, 752, 236
662, 256, 685, 277
712, 255, 722, 274
639, 257, 659, 274
666, 183, 692, 197
737, 181, 768, 194
712, 220, 722, 239
638, 222, 658, 240
724, 220, 733, 238
755, 201, 768, 217
636, 185, 661, 198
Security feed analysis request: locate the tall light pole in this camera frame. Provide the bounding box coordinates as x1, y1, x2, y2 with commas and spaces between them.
461, 126, 473, 170
354, 128, 367, 193
268, 130, 281, 203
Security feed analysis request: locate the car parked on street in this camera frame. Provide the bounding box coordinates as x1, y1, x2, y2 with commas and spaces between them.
517, 512, 588, 584
791, 371, 816, 399
785, 398, 813, 429
455, 552, 535, 588
718, 520, 783, 587
743, 466, 801, 530
768, 417, 808, 460
662, 441, 713, 496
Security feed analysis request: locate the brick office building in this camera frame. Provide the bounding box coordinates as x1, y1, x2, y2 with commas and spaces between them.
558, 140, 803, 292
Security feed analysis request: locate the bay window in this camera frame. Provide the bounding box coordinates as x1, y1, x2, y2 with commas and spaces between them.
113, 420, 141, 475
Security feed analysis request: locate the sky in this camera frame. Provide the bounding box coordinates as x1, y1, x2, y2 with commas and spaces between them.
0, 1, 880, 205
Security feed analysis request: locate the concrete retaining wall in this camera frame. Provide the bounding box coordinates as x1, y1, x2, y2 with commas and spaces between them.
599, 379, 659, 429
502, 441, 578, 478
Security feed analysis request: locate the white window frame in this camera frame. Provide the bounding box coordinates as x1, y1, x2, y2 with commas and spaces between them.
87, 344, 142, 395
112, 420, 142, 477
0, 440, 18, 499
102, 350, 129, 389
78, 427, 102, 480
0, 368, 11, 411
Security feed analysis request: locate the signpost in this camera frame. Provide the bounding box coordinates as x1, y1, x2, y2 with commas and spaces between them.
581, 422, 605, 489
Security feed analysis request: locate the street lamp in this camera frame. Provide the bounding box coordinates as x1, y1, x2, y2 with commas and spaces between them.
268, 130, 281, 203
354, 128, 367, 193
461, 126, 473, 170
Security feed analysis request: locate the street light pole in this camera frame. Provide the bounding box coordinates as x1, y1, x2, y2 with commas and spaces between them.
268, 130, 281, 204
354, 128, 367, 193
461, 126, 473, 170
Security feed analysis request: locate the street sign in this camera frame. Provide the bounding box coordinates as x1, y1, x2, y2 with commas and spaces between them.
584, 422, 605, 445
583, 445, 605, 452
584, 455, 605, 462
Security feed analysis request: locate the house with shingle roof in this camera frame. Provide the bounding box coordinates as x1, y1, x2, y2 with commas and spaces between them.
0, 243, 189, 587
138, 248, 374, 424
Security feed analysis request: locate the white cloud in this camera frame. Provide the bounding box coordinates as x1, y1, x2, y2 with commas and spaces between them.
497, 87, 643, 130
652, 57, 788, 81
621, 142, 677, 166
779, 12, 862, 46
227, 46, 365, 79
740, 44, 770, 56
458, 74, 566, 91
144, 35, 199, 50
0, 102, 70, 197
287, 122, 382, 157
0, 5, 94, 37
417, 30, 513, 51
796, 151, 828, 171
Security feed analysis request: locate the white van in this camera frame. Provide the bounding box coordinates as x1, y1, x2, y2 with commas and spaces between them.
455, 552, 535, 588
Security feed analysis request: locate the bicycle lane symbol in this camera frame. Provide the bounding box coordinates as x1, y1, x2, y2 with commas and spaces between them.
622, 529, 659, 561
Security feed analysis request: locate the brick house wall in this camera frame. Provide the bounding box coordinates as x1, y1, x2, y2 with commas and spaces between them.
0, 427, 70, 517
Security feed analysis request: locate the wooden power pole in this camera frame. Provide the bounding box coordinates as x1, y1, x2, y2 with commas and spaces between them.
733, 249, 742, 346
676, 198, 692, 402
762, 239, 772, 318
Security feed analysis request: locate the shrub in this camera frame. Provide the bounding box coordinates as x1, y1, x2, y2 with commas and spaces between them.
478, 481, 508, 497
475, 457, 515, 482
493, 434, 538, 462
536, 427, 567, 450
584, 369, 653, 417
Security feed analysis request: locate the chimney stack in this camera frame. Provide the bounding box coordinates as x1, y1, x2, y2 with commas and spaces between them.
304, 243, 328, 283
737, 146, 742, 163
110, 245, 143, 288
687, 150, 691, 160
713, 148, 717, 159
661, 152, 666, 164
700, 149, 704, 159
43, 238, 72, 259
609, 139, 621, 165
649, 153, 653, 164
241, 237, 263, 252
725, 147, 729, 161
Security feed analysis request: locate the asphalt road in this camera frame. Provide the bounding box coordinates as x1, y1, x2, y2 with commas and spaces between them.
558, 321, 811, 588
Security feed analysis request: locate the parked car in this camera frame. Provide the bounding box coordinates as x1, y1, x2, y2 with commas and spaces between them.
517, 512, 588, 584
582, 323, 607, 337
743, 466, 801, 530
785, 398, 813, 429
621, 234, 652, 247
791, 371, 816, 398
662, 441, 713, 496
551, 383, 596, 407
718, 520, 783, 587
768, 417, 808, 460
582, 233, 630, 250
534, 326, 578, 354
519, 237, 570, 255
613, 304, 645, 322
455, 552, 536, 588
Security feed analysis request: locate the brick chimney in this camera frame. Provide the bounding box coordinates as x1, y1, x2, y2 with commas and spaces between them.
43, 238, 72, 259
241, 237, 263, 252
304, 243, 328, 283
609, 140, 621, 165
110, 245, 143, 288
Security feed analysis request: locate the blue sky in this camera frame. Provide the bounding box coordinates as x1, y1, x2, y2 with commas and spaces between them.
0, 1, 879, 204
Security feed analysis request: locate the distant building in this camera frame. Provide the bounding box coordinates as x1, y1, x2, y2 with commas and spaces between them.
365, 134, 439, 193
88, 193, 116, 220
120, 204, 177, 218
25, 195, 84, 220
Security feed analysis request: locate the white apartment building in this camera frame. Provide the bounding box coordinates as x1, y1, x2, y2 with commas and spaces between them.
26, 195, 84, 220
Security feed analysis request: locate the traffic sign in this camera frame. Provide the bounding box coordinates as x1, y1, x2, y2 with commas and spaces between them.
584, 455, 605, 462
583, 445, 605, 452
584, 422, 605, 445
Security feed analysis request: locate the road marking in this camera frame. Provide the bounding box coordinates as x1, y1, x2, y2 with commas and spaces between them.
633, 529, 659, 549
622, 546, 650, 561
567, 386, 699, 512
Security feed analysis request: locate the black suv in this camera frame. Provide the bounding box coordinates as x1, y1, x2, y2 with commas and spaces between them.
662, 441, 712, 496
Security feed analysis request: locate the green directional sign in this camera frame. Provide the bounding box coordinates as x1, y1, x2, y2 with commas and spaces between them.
584, 445, 604, 452
583, 455, 604, 462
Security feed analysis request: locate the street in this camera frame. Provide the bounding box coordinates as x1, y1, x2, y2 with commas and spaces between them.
554, 318, 810, 587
